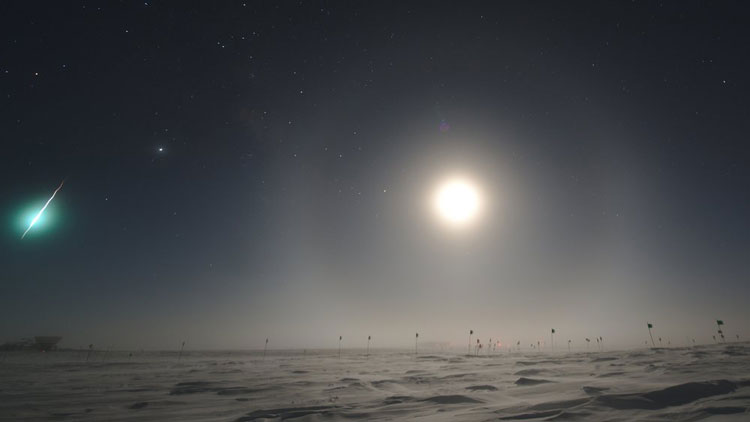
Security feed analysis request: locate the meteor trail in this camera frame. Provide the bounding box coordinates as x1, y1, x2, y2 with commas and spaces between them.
21, 179, 65, 239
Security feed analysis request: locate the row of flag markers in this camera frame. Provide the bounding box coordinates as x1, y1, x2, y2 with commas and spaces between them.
264, 321, 738, 360
646, 320, 736, 348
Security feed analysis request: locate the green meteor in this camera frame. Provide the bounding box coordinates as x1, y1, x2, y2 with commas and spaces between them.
21, 179, 65, 239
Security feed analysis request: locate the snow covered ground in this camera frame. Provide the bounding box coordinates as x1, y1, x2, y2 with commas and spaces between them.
1, 343, 749, 421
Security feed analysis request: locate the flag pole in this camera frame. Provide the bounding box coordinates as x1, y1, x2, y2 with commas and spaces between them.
178, 341, 186, 362
647, 323, 655, 348
551, 329, 555, 351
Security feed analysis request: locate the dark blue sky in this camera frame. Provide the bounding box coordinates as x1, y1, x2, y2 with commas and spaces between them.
2, 1, 749, 349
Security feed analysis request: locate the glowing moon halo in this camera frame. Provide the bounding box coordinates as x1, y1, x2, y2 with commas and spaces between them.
433, 178, 482, 227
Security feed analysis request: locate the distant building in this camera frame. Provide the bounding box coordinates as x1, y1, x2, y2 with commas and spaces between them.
0, 338, 33, 351
34, 336, 62, 351
0, 336, 62, 351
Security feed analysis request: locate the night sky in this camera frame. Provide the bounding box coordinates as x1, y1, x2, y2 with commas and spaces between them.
2, 2, 749, 350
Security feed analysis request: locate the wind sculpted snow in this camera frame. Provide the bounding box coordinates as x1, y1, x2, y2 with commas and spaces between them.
1, 343, 749, 421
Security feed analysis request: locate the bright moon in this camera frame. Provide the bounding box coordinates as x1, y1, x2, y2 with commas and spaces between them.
433, 178, 482, 227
